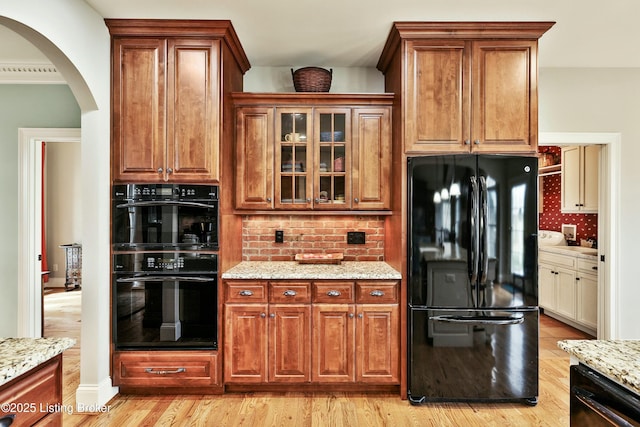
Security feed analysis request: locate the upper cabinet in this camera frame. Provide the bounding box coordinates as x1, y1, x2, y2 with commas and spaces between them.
233, 93, 393, 211
377, 22, 554, 155
561, 145, 600, 213
107, 20, 250, 183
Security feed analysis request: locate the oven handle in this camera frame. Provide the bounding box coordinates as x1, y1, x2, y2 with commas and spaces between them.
429, 314, 524, 325
116, 200, 215, 209
116, 276, 214, 283
573, 386, 637, 427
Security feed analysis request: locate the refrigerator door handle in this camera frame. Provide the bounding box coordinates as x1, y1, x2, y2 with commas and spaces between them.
429, 314, 525, 325
469, 176, 479, 285
479, 176, 489, 285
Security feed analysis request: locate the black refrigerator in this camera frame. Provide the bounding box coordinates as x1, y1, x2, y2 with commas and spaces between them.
408, 155, 539, 406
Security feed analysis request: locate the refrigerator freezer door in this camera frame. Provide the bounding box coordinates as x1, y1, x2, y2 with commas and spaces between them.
408, 307, 539, 404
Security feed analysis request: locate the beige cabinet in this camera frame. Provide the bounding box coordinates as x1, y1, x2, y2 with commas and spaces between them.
233, 94, 393, 211
561, 145, 599, 213
377, 22, 554, 155
107, 20, 249, 183
539, 249, 597, 335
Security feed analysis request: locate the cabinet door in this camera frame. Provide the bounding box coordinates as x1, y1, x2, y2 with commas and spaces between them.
314, 109, 351, 209
224, 304, 267, 383
275, 108, 313, 209
235, 107, 274, 209
405, 40, 470, 153
351, 107, 391, 210
312, 304, 355, 382
268, 305, 311, 382
166, 39, 220, 182
112, 38, 166, 182
555, 268, 577, 320
538, 264, 557, 311
356, 304, 399, 383
471, 40, 537, 154
561, 146, 582, 212
576, 274, 598, 330
582, 145, 600, 212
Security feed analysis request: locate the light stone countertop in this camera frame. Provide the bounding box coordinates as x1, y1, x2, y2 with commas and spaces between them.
539, 246, 598, 259
0, 337, 76, 386
558, 340, 640, 396
221, 261, 402, 281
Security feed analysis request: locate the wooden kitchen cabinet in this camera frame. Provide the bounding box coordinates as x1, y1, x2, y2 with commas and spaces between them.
576, 258, 598, 331
233, 93, 393, 211
377, 22, 554, 155
223, 279, 399, 387
107, 20, 250, 183
561, 145, 599, 213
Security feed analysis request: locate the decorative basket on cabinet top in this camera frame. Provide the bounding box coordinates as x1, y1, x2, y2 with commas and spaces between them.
291, 67, 332, 92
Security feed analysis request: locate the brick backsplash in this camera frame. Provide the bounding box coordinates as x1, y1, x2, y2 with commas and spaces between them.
242, 215, 385, 261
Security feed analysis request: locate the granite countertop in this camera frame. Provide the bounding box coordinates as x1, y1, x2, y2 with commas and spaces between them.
558, 340, 640, 395
221, 261, 402, 280
539, 246, 598, 259
0, 337, 76, 386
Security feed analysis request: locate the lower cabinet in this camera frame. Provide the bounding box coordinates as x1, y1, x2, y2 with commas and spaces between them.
539, 249, 597, 334
224, 279, 399, 386
113, 351, 220, 391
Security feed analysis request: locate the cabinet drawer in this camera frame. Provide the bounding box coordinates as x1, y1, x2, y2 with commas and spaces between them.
225, 281, 268, 303
113, 351, 219, 387
270, 282, 311, 303
577, 258, 598, 275
312, 282, 355, 303
0, 354, 61, 427
356, 281, 399, 303
539, 251, 576, 269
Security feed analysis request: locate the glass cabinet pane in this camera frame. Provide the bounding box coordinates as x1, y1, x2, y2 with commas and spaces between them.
280, 112, 308, 143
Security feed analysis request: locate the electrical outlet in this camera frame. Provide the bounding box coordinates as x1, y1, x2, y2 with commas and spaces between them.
275, 230, 284, 243
347, 231, 365, 244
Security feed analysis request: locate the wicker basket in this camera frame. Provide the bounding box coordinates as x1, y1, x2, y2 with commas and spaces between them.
291, 67, 332, 92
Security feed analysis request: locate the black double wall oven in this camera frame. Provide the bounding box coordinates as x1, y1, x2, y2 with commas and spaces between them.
112, 184, 219, 350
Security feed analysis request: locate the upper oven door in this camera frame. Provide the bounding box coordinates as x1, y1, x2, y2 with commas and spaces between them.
112, 184, 218, 251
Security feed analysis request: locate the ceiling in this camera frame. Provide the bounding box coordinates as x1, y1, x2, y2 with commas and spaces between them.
1, 0, 640, 69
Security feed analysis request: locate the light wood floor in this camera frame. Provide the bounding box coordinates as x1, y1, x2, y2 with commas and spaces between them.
43, 288, 592, 426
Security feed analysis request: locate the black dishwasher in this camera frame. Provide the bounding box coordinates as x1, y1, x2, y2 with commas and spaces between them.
571, 364, 640, 426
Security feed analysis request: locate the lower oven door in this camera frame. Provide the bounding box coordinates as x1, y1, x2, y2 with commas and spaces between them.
113, 274, 217, 350
571, 364, 640, 426
408, 307, 539, 404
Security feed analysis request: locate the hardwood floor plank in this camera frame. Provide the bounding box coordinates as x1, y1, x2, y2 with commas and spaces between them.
43, 289, 593, 426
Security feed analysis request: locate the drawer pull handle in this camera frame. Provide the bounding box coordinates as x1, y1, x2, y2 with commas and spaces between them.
592, 266, 598, 271
370, 290, 385, 297
239, 290, 254, 296
145, 367, 185, 375
283, 290, 297, 297
327, 290, 341, 297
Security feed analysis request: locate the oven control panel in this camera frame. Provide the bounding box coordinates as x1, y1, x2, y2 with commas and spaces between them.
113, 253, 217, 274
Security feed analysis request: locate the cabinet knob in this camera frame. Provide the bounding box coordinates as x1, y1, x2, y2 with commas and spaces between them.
157, 167, 163, 174
354, 198, 359, 203
269, 313, 275, 318
166, 167, 173, 174
358, 313, 363, 319
326, 290, 341, 297
315, 198, 320, 203
464, 140, 471, 145
260, 312, 266, 318
592, 266, 598, 271
239, 290, 254, 297
349, 313, 355, 318
266, 197, 272, 202
283, 290, 297, 297
307, 198, 311, 203
474, 139, 480, 145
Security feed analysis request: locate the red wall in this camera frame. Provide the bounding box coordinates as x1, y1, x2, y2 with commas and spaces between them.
538, 146, 598, 243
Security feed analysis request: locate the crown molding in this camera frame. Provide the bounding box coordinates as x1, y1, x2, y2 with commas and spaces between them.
0, 62, 66, 84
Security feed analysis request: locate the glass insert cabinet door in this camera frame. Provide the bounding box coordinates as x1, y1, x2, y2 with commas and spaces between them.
275, 108, 313, 208
314, 109, 350, 209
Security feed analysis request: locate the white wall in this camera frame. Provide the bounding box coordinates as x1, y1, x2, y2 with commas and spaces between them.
45, 141, 82, 286
539, 67, 640, 339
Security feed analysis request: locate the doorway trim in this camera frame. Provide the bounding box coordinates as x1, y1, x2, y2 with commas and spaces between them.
18, 127, 81, 337
539, 132, 620, 340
